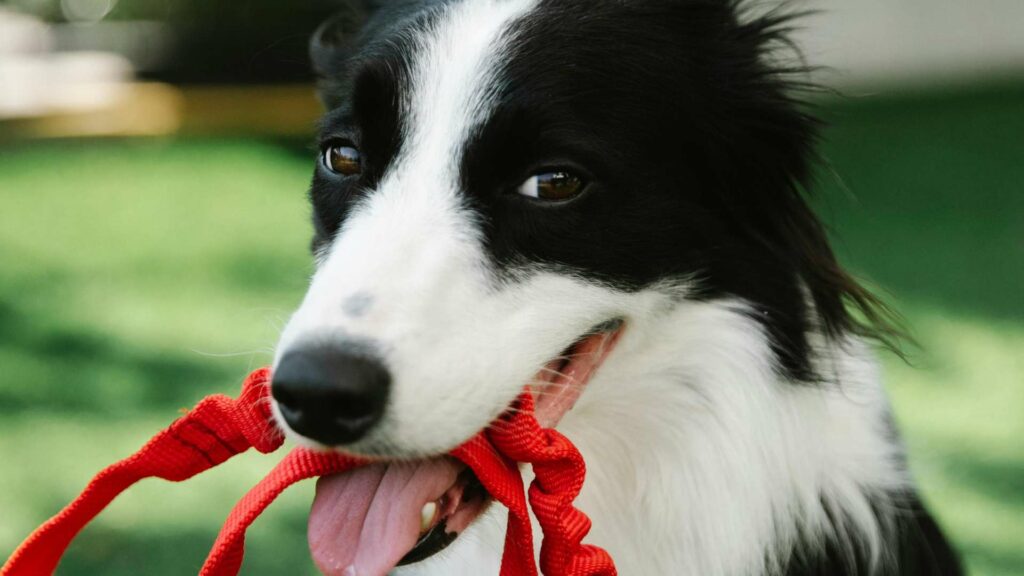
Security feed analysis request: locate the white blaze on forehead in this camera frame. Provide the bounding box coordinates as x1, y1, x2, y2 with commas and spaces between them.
298, 0, 541, 319
281, 0, 544, 355
397, 0, 537, 187
295, 0, 542, 342
316, 0, 541, 287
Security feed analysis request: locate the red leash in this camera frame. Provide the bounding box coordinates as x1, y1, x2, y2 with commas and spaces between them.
1, 369, 616, 576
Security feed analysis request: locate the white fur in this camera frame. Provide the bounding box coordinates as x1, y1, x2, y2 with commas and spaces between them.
276, 1, 910, 574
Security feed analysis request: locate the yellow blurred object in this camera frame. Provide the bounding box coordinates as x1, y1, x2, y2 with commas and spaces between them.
178, 85, 322, 137
0, 83, 322, 140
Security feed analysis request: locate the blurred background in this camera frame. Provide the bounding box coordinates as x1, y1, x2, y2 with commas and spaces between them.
1, 0, 1021, 574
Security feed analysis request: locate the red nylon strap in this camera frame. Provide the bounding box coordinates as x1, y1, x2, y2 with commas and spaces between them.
2, 369, 615, 576
1, 368, 281, 576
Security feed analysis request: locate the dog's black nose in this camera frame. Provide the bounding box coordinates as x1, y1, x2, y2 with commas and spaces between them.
271, 346, 390, 446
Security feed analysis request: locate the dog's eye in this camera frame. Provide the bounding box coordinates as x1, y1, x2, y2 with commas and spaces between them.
323, 144, 362, 176
516, 171, 586, 201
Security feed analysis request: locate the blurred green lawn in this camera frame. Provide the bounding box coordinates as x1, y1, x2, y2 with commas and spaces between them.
2, 83, 1022, 575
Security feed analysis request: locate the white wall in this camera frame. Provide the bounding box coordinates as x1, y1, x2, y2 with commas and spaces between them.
785, 0, 1024, 87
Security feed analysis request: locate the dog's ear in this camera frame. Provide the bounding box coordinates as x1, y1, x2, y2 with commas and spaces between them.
310, 3, 369, 77
311, 2, 373, 107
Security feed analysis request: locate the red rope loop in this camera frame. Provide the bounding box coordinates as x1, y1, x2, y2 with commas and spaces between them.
1, 369, 616, 576
488, 393, 616, 576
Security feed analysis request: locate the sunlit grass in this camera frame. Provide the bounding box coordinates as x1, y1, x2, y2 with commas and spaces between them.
882, 310, 1024, 576
2, 83, 1022, 575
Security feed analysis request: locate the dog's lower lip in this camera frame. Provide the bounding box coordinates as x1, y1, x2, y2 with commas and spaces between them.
398, 519, 459, 566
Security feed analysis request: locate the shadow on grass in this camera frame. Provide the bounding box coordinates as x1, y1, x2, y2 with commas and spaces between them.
0, 299, 236, 417
940, 449, 1024, 511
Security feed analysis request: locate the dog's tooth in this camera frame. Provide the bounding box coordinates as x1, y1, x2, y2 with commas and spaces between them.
420, 502, 438, 534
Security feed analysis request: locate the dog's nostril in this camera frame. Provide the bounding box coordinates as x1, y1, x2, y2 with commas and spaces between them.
272, 387, 297, 410
271, 344, 390, 446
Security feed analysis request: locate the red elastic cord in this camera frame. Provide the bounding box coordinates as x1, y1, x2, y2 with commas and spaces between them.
481, 392, 614, 576
1, 369, 615, 576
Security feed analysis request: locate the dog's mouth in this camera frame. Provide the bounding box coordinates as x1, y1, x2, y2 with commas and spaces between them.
307, 320, 625, 576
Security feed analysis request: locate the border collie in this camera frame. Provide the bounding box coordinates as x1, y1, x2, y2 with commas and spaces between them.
269, 1, 962, 574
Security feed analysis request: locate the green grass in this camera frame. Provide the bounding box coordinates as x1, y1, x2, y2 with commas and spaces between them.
2, 83, 1023, 575
810, 83, 1024, 576
0, 139, 322, 575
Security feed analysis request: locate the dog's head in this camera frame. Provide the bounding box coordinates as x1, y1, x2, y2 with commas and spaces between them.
269, 1, 899, 571
272, 0, 867, 458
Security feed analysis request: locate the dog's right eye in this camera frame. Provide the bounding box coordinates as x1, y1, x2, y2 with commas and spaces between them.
322, 144, 362, 176
516, 170, 586, 202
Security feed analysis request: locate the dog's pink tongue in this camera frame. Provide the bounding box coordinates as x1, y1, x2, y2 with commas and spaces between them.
308, 458, 461, 576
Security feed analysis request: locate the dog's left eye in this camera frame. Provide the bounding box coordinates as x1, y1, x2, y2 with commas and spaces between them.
516, 171, 586, 202
322, 143, 362, 176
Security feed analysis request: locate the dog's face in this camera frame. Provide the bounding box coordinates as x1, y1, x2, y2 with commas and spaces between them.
273, 0, 834, 458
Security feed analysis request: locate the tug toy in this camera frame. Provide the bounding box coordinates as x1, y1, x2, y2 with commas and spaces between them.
1, 368, 615, 576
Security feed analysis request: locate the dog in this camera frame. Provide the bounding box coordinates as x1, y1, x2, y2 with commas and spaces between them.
268, 1, 963, 574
